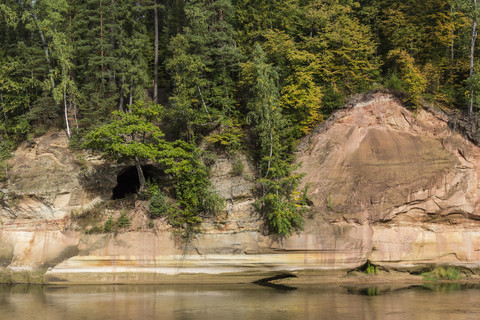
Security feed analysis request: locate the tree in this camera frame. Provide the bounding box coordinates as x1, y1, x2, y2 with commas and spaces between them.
83, 102, 168, 190
246, 44, 304, 236
454, 0, 480, 114
166, 0, 242, 137
387, 49, 427, 107
234, 0, 301, 48
301, 0, 379, 93
263, 30, 323, 135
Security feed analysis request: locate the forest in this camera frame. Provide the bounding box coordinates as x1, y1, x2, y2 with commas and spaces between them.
0, 0, 479, 236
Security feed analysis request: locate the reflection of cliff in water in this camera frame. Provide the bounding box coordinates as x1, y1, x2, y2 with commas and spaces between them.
2, 284, 480, 320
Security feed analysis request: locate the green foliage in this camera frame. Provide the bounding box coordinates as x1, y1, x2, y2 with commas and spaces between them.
230, 160, 244, 176
3, 0, 480, 240
83, 102, 167, 162
148, 219, 154, 228
166, 0, 242, 135
387, 49, 427, 108
205, 120, 244, 153
0, 140, 14, 182
263, 30, 324, 135
149, 191, 171, 218
365, 263, 379, 275
104, 216, 114, 233
385, 72, 404, 91
83, 102, 168, 190
102, 212, 130, 233
138, 181, 161, 200
167, 146, 224, 218
116, 211, 130, 229
321, 85, 345, 115
422, 267, 461, 281
247, 44, 305, 237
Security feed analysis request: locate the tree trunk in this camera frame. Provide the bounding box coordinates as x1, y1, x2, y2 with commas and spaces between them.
119, 78, 124, 111
134, 156, 146, 191
469, 0, 478, 116
154, 0, 159, 104
129, 77, 134, 111
0, 91, 6, 135
64, 83, 71, 139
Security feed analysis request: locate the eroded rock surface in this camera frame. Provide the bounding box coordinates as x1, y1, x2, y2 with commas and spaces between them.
296, 92, 480, 268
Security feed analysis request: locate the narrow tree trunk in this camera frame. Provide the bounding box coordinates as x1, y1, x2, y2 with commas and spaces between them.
0, 91, 7, 135
64, 83, 71, 139
469, 0, 478, 115
153, 0, 159, 104
129, 77, 134, 111
134, 156, 146, 191
119, 78, 124, 111
0, 91, 6, 122
71, 97, 79, 131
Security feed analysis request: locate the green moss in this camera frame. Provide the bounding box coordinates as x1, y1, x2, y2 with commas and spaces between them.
0, 268, 46, 284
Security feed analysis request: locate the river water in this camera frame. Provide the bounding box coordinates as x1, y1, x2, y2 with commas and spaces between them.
1, 283, 479, 320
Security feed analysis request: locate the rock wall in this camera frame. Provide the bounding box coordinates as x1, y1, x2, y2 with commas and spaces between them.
296, 92, 480, 269
1, 91, 480, 283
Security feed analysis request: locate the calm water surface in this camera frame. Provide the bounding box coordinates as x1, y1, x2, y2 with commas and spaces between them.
1, 283, 480, 320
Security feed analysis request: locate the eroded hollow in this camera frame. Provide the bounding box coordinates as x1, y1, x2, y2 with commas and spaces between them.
112, 165, 159, 199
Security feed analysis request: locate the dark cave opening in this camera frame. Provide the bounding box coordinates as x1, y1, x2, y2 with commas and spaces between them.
112, 165, 158, 200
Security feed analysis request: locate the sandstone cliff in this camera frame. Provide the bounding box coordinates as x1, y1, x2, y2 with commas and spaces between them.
1, 91, 479, 283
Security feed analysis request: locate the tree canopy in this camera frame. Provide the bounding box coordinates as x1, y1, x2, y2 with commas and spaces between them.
2, 0, 480, 236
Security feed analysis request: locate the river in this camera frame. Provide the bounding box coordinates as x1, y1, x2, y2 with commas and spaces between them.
0, 283, 479, 319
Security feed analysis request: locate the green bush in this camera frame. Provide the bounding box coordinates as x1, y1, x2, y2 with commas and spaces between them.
230, 160, 244, 176
422, 267, 461, 281
85, 225, 103, 234
365, 263, 378, 275
149, 191, 171, 218
205, 121, 244, 154
104, 216, 114, 233
138, 181, 161, 200
116, 211, 130, 229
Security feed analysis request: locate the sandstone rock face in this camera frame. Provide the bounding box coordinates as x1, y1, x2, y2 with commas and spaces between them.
0, 131, 109, 222
1, 92, 480, 283
296, 92, 480, 268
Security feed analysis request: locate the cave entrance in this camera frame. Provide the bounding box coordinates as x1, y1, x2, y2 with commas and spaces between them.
112, 165, 158, 200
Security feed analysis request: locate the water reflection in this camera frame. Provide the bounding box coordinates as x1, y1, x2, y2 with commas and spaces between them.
1, 283, 480, 319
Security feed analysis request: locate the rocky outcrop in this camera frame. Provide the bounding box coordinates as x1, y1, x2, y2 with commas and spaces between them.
295, 92, 480, 269
1, 91, 480, 283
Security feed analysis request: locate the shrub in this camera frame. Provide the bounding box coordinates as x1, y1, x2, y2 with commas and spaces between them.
85, 226, 103, 234
116, 211, 130, 229
205, 121, 244, 154
149, 191, 171, 218
230, 160, 244, 176
365, 263, 378, 275
148, 219, 154, 228
104, 216, 114, 233
422, 267, 461, 281
138, 181, 160, 200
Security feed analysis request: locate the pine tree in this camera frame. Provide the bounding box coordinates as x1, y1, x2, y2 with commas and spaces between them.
166, 0, 242, 137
